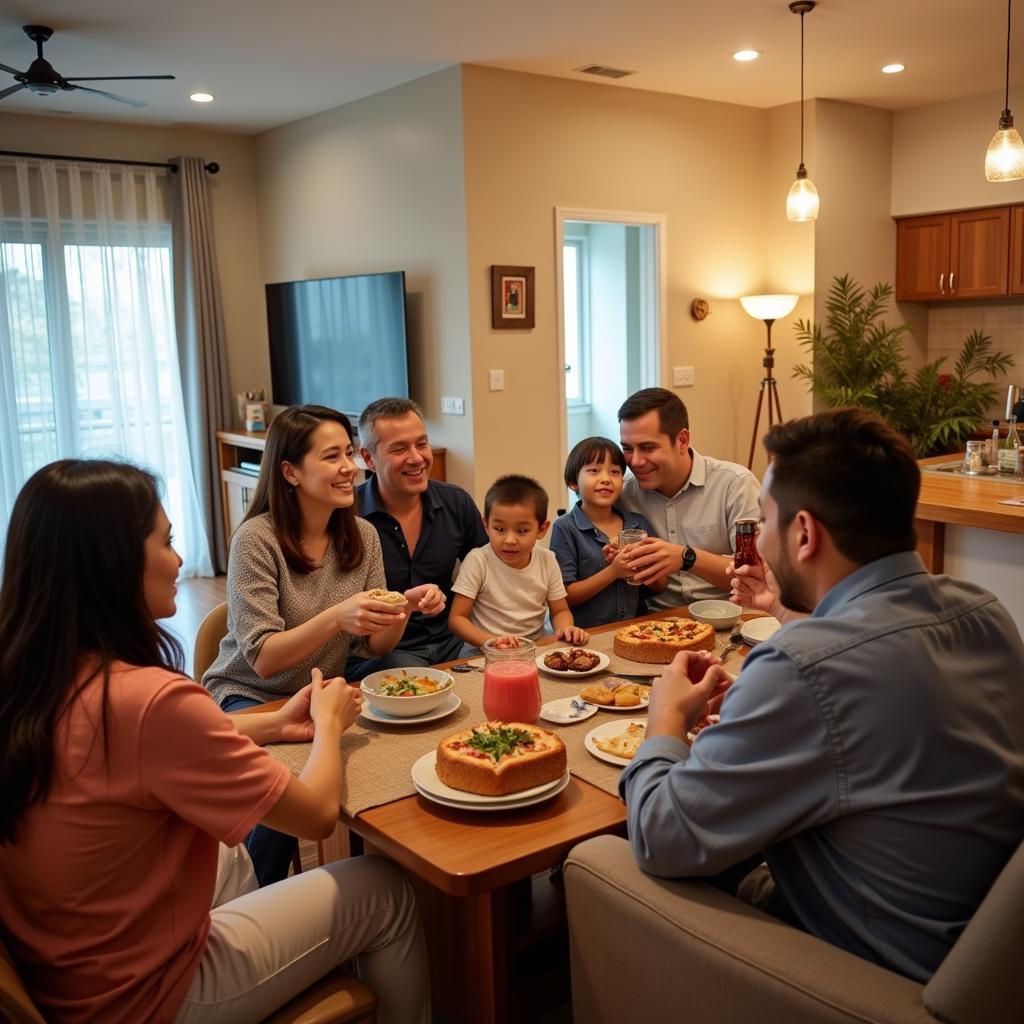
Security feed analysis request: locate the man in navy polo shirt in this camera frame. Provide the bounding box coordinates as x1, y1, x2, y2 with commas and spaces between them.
347, 398, 487, 678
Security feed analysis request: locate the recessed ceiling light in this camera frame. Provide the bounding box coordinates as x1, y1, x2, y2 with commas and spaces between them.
881, 63, 905, 74
733, 49, 761, 62
189, 92, 214, 103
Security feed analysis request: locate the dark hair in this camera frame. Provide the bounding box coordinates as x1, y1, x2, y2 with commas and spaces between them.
484, 474, 549, 523
0, 460, 184, 844
245, 405, 364, 574
564, 436, 627, 488
617, 387, 689, 438
762, 408, 920, 564
359, 397, 425, 454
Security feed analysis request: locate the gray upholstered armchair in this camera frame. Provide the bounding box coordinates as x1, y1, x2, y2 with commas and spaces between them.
565, 835, 1023, 1024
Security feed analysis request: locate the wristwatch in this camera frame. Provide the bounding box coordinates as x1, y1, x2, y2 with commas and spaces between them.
681, 545, 697, 573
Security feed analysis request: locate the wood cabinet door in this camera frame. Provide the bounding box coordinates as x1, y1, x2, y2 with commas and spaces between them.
949, 207, 1010, 298
1009, 206, 1024, 294
896, 216, 950, 300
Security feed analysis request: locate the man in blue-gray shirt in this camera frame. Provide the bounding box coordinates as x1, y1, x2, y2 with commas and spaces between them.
621, 408, 1024, 982
348, 398, 487, 678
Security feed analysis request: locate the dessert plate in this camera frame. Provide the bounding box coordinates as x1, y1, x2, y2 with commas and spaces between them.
584, 719, 648, 767
410, 750, 568, 806
536, 649, 610, 678
359, 692, 461, 726
539, 696, 598, 725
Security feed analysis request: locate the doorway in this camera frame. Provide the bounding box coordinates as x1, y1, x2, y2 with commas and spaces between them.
554, 209, 666, 510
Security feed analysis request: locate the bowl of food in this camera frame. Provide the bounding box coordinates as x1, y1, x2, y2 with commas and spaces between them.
360, 668, 455, 718
687, 600, 742, 631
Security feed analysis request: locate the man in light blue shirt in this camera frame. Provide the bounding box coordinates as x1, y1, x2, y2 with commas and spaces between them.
621, 408, 1024, 982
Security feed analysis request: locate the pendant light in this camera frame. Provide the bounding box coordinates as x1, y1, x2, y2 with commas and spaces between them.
786, 1, 820, 221
985, 0, 1024, 181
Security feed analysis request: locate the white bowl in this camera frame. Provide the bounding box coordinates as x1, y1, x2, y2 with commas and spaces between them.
687, 600, 742, 630
360, 667, 455, 718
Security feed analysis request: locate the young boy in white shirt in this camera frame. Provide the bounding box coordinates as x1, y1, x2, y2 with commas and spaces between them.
450, 474, 590, 650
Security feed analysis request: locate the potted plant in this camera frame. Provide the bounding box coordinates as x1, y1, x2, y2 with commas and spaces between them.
792, 274, 1015, 457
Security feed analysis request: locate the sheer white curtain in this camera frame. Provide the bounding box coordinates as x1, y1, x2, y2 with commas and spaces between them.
0, 158, 213, 576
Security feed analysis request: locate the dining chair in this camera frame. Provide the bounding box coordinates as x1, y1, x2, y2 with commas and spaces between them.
0, 926, 377, 1024
193, 601, 229, 682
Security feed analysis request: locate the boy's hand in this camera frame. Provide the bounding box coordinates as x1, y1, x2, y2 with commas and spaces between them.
556, 625, 590, 645
491, 634, 527, 650
608, 544, 635, 580
602, 541, 619, 565
405, 583, 446, 617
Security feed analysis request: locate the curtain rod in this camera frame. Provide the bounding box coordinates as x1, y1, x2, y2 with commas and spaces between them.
0, 150, 220, 174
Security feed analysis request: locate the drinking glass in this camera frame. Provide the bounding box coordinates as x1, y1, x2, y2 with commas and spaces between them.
481, 637, 541, 724
963, 440, 985, 476
617, 528, 648, 586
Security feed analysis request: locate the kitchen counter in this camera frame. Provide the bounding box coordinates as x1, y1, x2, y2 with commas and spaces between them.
915, 455, 1023, 633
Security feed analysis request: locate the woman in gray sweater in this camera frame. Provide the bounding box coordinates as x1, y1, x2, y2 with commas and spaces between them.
203, 404, 444, 882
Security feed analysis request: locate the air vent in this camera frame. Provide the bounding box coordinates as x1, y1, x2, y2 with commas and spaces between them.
575, 64, 636, 80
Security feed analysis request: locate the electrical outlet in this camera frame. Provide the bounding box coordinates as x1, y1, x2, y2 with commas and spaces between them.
441, 396, 465, 415
673, 365, 695, 387
489, 369, 505, 391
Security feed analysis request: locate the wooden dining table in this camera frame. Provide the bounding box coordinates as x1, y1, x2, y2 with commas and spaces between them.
239, 607, 757, 1024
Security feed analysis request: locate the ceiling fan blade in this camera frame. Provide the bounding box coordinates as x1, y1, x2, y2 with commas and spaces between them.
63, 75, 175, 82
0, 82, 26, 100
0, 62, 26, 76
64, 83, 146, 108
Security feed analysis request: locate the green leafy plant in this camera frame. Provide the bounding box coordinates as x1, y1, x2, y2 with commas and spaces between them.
792, 274, 1015, 456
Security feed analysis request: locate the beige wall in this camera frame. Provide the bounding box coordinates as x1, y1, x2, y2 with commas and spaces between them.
253, 66, 474, 487
0, 110, 265, 405
893, 89, 1024, 216
461, 64, 780, 507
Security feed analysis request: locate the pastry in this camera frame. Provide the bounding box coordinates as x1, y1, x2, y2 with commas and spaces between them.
366, 588, 408, 605
436, 722, 567, 796
579, 682, 650, 707
595, 722, 646, 760
613, 618, 715, 664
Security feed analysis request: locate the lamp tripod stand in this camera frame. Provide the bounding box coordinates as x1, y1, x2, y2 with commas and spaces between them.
747, 318, 784, 469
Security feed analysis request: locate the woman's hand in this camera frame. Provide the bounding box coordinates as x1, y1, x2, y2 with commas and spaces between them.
274, 682, 316, 742
404, 583, 446, 617
333, 592, 407, 636
309, 667, 362, 734
556, 624, 590, 645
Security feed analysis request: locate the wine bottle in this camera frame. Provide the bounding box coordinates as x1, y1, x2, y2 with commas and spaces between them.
998, 416, 1021, 476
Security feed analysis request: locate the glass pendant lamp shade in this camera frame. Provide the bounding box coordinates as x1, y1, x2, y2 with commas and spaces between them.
985, 119, 1024, 181
786, 167, 820, 222
988, 0, 1024, 181
740, 294, 799, 321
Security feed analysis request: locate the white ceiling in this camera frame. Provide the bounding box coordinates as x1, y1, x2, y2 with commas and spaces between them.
0, 0, 1016, 133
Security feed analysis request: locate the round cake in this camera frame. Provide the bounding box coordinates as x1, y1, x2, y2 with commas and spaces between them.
435, 722, 567, 796
614, 618, 716, 664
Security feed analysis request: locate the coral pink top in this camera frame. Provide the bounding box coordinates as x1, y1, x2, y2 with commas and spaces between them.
0, 663, 291, 1023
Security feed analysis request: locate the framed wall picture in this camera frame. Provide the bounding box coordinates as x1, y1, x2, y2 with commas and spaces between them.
491, 265, 535, 329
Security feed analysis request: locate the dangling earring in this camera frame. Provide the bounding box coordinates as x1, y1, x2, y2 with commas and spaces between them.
286, 484, 295, 494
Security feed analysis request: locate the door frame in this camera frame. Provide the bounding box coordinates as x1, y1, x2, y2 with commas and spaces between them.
553, 207, 668, 476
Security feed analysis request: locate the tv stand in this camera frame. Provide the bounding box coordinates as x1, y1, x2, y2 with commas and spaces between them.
216, 429, 447, 551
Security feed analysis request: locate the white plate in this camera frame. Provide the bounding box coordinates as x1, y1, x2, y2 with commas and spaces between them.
413, 772, 570, 812
359, 692, 462, 726
584, 719, 648, 767
740, 616, 782, 647
539, 696, 598, 725
536, 649, 611, 678
410, 750, 568, 805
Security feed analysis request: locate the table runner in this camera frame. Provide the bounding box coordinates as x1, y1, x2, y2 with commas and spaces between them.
266, 628, 744, 815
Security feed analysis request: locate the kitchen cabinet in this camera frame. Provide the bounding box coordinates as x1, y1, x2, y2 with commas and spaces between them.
896, 206, 1011, 301
1010, 206, 1024, 294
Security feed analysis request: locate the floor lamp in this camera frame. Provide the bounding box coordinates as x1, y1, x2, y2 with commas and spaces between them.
739, 294, 798, 469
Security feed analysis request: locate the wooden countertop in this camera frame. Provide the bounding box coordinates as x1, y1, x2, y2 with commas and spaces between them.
916, 455, 1024, 535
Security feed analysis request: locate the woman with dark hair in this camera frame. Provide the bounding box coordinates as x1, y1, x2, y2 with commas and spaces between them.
203, 404, 444, 883
0, 459, 429, 1024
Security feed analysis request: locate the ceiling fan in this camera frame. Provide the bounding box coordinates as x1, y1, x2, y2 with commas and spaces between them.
0, 25, 174, 109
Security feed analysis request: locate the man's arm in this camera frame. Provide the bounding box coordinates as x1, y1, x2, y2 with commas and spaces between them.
619, 646, 838, 878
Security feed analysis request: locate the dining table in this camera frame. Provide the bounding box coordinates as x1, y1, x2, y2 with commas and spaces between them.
238, 607, 760, 1024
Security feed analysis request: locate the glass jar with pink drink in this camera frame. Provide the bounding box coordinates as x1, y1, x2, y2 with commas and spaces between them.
481, 637, 541, 724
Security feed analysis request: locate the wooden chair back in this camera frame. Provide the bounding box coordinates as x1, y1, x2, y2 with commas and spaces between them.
193, 601, 229, 682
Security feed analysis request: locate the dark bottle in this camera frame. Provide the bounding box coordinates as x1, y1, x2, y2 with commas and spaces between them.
734, 518, 760, 568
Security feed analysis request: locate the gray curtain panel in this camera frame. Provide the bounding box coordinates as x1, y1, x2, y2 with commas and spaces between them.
171, 155, 233, 573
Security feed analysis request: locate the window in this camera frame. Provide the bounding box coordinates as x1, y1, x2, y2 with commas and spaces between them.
563, 238, 590, 406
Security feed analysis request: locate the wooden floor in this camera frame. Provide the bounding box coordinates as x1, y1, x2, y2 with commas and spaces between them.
168, 574, 227, 676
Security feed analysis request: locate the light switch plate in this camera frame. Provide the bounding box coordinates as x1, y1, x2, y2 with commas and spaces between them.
441, 396, 465, 415
673, 365, 695, 387
489, 369, 505, 391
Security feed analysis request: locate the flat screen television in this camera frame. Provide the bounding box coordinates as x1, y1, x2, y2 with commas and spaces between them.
266, 270, 409, 420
